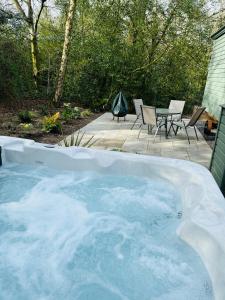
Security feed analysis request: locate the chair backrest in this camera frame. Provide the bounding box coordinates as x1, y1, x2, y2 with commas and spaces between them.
140, 105, 157, 126
133, 99, 143, 117
187, 107, 206, 127
169, 100, 185, 114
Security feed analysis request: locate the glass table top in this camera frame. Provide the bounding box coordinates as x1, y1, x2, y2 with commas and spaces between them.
156, 108, 180, 115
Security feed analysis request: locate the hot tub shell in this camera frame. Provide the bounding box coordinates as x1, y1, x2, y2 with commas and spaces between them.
0, 135, 225, 300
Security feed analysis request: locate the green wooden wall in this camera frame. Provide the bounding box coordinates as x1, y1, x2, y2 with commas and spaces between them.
210, 105, 225, 196
203, 31, 225, 119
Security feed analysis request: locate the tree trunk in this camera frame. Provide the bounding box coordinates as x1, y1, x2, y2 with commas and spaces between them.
12, 0, 45, 90
29, 26, 39, 88
53, 0, 77, 103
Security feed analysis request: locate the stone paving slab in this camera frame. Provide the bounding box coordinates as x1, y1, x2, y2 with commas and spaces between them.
94, 138, 125, 148
63, 112, 213, 168
122, 139, 148, 153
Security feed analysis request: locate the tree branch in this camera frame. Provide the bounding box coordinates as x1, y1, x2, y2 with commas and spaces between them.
133, 1, 178, 74
12, 0, 28, 21
209, 8, 225, 18
0, 8, 14, 19
149, 2, 177, 58
132, 44, 172, 73
34, 0, 46, 33
26, 0, 33, 25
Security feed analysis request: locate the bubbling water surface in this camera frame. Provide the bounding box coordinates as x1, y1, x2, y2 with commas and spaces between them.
0, 163, 213, 300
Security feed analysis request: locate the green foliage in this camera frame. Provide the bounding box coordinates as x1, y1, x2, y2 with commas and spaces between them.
59, 0, 213, 108
18, 110, 32, 123
39, 104, 49, 116
61, 103, 81, 121
111, 148, 125, 152
81, 109, 92, 118
1, 0, 223, 109
0, 38, 34, 101
59, 131, 96, 148
19, 123, 34, 131
42, 112, 62, 133
0, 8, 34, 101
91, 98, 109, 112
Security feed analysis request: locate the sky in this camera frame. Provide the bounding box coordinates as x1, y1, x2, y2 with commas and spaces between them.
1, 0, 60, 18
1, 0, 225, 18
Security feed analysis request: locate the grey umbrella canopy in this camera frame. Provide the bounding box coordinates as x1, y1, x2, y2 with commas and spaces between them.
111, 92, 128, 120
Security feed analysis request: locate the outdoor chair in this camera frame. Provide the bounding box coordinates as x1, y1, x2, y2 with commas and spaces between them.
168, 107, 206, 144
138, 105, 164, 142
156, 100, 185, 125
168, 100, 185, 122
131, 99, 143, 129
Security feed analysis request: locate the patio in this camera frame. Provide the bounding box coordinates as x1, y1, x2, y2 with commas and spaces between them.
64, 112, 213, 168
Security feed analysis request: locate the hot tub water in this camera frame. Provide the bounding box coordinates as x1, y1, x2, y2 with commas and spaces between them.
0, 163, 213, 300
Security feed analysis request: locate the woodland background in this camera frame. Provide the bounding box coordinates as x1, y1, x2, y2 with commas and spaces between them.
1, 0, 225, 112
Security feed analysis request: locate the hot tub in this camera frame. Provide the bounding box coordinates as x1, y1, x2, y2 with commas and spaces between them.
0, 136, 224, 300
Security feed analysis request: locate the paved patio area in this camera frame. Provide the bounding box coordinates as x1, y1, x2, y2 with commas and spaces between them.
63, 113, 213, 168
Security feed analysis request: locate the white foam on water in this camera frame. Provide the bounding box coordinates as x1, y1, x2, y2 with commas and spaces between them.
0, 163, 213, 300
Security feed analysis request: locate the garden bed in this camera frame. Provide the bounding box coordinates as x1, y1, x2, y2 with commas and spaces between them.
0, 99, 102, 144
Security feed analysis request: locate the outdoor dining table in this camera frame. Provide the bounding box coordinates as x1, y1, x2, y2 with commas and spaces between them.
156, 108, 181, 139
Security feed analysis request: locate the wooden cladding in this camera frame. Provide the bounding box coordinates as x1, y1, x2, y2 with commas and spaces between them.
210, 106, 225, 196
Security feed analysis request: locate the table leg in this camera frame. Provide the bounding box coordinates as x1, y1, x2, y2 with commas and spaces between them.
165, 117, 168, 139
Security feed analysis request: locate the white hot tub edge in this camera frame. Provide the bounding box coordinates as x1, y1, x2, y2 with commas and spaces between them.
0, 136, 225, 300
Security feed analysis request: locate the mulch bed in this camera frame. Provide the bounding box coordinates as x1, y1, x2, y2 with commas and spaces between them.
0, 99, 102, 145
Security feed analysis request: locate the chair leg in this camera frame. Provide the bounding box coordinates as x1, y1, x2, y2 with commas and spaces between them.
124, 117, 126, 121
164, 117, 168, 139
184, 126, 190, 144
117, 117, 119, 122
113, 116, 114, 120
153, 126, 160, 143
151, 124, 155, 133
194, 126, 199, 141
138, 124, 143, 139
172, 124, 176, 135
151, 125, 155, 132
168, 123, 172, 135
131, 117, 138, 129
169, 123, 177, 136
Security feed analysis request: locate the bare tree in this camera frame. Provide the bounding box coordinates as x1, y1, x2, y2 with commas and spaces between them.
12, 0, 47, 88
53, 0, 77, 103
